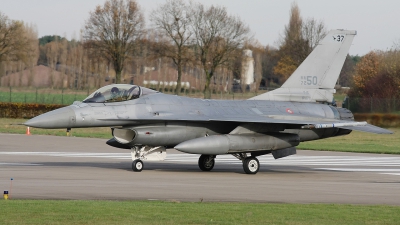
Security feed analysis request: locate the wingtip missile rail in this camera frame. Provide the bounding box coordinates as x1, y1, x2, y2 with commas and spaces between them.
301, 121, 368, 129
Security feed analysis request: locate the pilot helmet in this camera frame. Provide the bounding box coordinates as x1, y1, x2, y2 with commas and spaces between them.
111, 87, 119, 94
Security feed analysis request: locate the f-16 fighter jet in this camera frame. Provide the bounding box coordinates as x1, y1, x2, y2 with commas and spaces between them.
25, 30, 392, 174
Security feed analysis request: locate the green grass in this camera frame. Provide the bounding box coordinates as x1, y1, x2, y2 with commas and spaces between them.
1, 200, 399, 225
1, 118, 111, 139
334, 93, 346, 102
0, 86, 266, 105
0, 87, 394, 108
0, 91, 87, 105
0, 86, 348, 104
298, 128, 400, 154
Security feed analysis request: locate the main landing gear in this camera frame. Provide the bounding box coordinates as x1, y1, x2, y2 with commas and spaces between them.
197, 154, 260, 174
198, 154, 215, 171
242, 157, 260, 174
234, 153, 260, 174
132, 159, 143, 172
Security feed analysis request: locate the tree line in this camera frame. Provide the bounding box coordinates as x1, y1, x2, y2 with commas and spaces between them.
0, 0, 398, 100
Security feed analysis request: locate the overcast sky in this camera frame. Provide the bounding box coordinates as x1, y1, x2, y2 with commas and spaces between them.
1, 0, 399, 55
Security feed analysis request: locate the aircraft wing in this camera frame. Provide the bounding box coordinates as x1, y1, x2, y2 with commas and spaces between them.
211, 115, 393, 134
98, 113, 393, 134
99, 113, 336, 125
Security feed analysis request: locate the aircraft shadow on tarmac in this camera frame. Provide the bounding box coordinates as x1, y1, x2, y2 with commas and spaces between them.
372, 181, 400, 184
35, 161, 312, 175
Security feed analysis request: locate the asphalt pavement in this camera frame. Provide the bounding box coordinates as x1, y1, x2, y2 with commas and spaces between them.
1, 133, 399, 204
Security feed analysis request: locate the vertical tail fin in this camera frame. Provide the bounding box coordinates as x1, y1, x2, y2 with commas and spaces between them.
251, 29, 356, 102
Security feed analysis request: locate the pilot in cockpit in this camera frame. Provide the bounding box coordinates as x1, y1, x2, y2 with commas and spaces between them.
110, 87, 121, 101
83, 84, 152, 103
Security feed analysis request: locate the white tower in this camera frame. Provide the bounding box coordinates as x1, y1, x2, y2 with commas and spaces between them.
241, 49, 254, 85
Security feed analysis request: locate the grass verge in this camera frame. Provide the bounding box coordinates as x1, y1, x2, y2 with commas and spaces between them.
0, 90, 87, 105
298, 128, 400, 154
1, 200, 400, 225
0, 87, 266, 104
0, 118, 111, 139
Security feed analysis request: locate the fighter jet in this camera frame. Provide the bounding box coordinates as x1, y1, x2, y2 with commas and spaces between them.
25, 30, 392, 174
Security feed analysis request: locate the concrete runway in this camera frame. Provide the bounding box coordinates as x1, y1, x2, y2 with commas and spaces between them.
1, 133, 400, 204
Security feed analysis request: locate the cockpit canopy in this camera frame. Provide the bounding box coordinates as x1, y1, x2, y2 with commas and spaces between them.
83, 84, 157, 103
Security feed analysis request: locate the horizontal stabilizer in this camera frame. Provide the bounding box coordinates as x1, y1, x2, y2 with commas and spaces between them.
343, 124, 393, 134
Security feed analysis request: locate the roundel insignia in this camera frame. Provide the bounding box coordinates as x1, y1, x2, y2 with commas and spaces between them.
286, 108, 293, 114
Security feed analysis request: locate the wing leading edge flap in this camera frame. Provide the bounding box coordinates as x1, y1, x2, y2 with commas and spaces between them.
98, 115, 392, 134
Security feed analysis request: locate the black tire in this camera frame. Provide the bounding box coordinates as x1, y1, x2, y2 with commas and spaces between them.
132, 159, 143, 172
243, 157, 259, 174
198, 155, 215, 171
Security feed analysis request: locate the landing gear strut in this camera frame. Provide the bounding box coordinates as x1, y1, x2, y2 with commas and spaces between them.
198, 154, 215, 171
132, 159, 143, 172
130, 146, 167, 172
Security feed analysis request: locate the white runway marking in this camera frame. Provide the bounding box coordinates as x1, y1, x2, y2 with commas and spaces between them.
316, 168, 400, 172
1, 152, 400, 176
0, 162, 42, 166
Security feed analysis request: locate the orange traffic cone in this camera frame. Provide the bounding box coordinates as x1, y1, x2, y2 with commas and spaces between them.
26, 127, 31, 135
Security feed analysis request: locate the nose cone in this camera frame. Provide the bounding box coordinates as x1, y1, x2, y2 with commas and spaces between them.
24, 106, 76, 129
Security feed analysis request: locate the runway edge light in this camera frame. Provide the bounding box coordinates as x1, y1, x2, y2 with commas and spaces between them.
3, 191, 8, 200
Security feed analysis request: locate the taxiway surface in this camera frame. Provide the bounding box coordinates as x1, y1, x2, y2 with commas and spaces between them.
1, 133, 399, 204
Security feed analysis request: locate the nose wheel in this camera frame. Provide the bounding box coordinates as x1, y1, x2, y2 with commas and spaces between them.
132, 159, 143, 172
198, 154, 215, 171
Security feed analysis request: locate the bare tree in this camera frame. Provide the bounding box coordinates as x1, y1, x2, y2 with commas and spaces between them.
151, 0, 193, 95
0, 12, 37, 87
283, 2, 303, 45
190, 3, 250, 99
279, 2, 309, 65
83, 0, 145, 83
25, 24, 39, 87
338, 54, 356, 87
274, 3, 326, 83
302, 18, 327, 50
0, 12, 34, 64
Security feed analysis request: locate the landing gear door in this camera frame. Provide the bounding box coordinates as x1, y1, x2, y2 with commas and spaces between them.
131, 146, 167, 161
